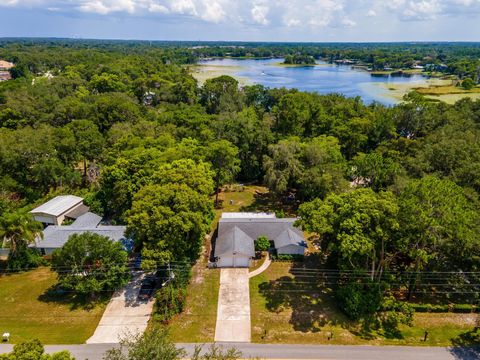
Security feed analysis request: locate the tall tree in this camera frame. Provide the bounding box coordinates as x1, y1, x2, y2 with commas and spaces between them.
0, 211, 43, 256
126, 183, 214, 268
67, 119, 104, 179
51, 232, 130, 297
206, 140, 240, 206
200, 75, 243, 114
298, 188, 400, 280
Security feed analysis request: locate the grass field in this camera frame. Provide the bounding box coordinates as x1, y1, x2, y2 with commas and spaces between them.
168, 265, 220, 342
0, 267, 107, 344
250, 261, 476, 346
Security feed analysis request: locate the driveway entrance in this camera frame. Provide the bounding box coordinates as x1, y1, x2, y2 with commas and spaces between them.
214, 268, 251, 342
86, 273, 154, 344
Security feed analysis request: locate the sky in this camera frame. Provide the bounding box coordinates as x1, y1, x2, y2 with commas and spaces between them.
0, 0, 480, 42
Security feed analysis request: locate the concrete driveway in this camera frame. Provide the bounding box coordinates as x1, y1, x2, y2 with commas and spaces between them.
86, 273, 154, 344
214, 268, 251, 342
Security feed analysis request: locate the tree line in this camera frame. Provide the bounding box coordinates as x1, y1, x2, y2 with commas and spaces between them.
0, 42, 479, 333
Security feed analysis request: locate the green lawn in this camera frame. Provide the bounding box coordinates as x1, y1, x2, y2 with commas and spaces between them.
250, 261, 476, 346
0, 267, 107, 344
168, 265, 220, 342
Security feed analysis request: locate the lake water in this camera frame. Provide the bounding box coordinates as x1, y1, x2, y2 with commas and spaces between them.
197, 58, 431, 105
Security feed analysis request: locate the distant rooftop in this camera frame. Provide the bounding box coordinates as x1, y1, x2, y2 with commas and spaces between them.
0, 60, 14, 69
30, 195, 84, 217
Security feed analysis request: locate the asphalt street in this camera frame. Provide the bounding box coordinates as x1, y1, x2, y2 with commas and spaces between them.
1, 343, 479, 360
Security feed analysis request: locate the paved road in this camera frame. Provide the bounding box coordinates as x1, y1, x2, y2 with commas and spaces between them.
86, 273, 154, 343
1, 343, 478, 360
214, 268, 251, 342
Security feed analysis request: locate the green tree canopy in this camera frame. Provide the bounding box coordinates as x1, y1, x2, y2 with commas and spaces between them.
126, 183, 214, 268
298, 188, 400, 280
51, 232, 130, 297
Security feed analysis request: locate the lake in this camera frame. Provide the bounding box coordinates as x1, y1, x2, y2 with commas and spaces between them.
195, 58, 432, 105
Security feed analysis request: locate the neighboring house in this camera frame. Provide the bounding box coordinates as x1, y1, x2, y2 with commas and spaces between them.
34, 211, 130, 255
0, 60, 14, 70
214, 212, 307, 268
30, 195, 89, 225
0, 60, 14, 81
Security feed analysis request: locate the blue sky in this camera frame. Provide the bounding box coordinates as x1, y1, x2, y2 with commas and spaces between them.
0, 0, 480, 42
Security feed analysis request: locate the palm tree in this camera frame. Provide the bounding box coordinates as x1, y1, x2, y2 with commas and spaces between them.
0, 211, 43, 255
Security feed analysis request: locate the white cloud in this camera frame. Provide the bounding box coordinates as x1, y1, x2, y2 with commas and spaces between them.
200, 1, 225, 23
251, 1, 269, 25
1, 0, 479, 27
148, 2, 169, 14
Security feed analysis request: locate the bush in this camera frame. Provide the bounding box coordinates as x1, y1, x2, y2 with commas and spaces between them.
453, 304, 474, 313
7, 243, 46, 271
153, 284, 187, 324
271, 254, 304, 261
255, 236, 270, 251
153, 264, 192, 323
461, 77, 475, 90
2, 339, 75, 360
336, 281, 384, 321
410, 303, 431, 312
431, 304, 449, 313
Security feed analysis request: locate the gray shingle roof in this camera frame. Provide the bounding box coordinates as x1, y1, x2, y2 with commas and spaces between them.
71, 212, 102, 227
30, 195, 83, 217
215, 226, 255, 257
215, 217, 306, 258
274, 228, 307, 249
35, 225, 127, 249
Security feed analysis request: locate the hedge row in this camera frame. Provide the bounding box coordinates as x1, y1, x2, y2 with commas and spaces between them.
270, 254, 305, 261
410, 303, 478, 313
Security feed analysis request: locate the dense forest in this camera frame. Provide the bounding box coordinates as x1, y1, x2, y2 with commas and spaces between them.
0, 40, 479, 332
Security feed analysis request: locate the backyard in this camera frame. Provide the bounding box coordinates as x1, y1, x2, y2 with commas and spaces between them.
0, 267, 107, 344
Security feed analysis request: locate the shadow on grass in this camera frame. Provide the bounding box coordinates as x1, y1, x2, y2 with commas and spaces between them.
38, 284, 111, 311
257, 256, 350, 334
240, 191, 299, 217
449, 327, 480, 360
256, 255, 406, 341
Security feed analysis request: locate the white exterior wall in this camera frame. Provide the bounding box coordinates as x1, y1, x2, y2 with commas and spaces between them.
217, 255, 251, 268
32, 214, 58, 225
277, 244, 306, 255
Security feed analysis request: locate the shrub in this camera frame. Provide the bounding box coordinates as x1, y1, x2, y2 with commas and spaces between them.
2, 339, 75, 360
461, 77, 475, 90
153, 264, 192, 323
255, 236, 270, 251
7, 243, 46, 271
271, 254, 304, 261
411, 303, 431, 312
453, 304, 474, 313
336, 281, 384, 321
153, 284, 187, 324
431, 304, 449, 313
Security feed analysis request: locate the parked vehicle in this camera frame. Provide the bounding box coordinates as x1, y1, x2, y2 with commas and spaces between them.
137, 276, 156, 300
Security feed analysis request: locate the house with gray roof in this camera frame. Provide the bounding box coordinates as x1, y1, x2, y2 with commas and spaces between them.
214, 213, 307, 268
34, 211, 130, 255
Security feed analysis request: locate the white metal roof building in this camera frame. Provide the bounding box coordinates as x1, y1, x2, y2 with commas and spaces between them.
30, 195, 89, 225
